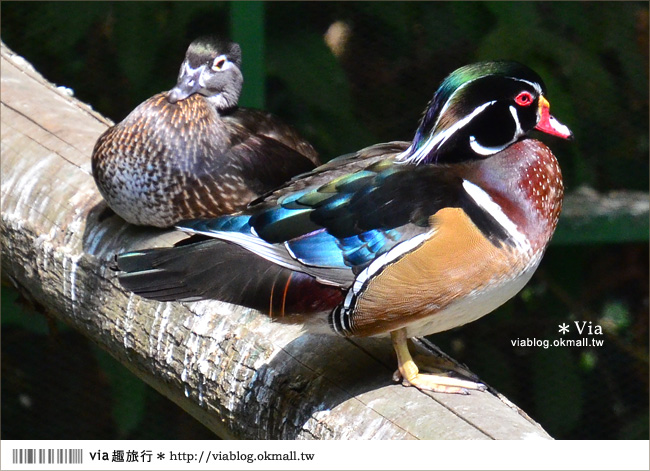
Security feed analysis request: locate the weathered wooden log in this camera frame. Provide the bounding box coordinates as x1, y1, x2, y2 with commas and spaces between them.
1, 41, 554, 440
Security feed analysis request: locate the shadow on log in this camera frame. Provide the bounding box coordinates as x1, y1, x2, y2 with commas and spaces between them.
1, 41, 553, 440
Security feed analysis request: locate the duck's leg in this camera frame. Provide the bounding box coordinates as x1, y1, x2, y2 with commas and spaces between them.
391, 328, 485, 394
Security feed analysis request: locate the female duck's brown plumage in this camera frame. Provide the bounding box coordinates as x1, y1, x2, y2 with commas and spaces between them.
92, 37, 319, 227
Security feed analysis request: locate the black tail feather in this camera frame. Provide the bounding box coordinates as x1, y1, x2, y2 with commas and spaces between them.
116, 239, 343, 315
118, 240, 283, 308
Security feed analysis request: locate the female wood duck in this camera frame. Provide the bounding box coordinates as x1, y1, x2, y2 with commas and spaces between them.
92, 37, 320, 227
117, 61, 572, 394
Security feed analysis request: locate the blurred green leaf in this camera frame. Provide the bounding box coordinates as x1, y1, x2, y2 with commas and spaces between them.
470, 339, 516, 396
579, 350, 598, 371
450, 2, 494, 44
1, 286, 58, 335
231, 1, 265, 109
600, 301, 632, 334
267, 30, 376, 159
356, 2, 413, 42
553, 212, 650, 245
532, 347, 583, 437
93, 347, 147, 438
618, 409, 650, 439
112, 3, 174, 98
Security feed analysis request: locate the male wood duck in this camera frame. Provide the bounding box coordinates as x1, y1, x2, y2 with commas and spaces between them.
92, 37, 320, 227
117, 61, 572, 393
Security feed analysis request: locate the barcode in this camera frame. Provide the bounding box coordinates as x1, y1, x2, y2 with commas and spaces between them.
12, 449, 83, 464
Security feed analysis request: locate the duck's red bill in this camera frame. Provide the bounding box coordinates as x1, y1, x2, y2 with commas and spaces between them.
536, 97, 573, 140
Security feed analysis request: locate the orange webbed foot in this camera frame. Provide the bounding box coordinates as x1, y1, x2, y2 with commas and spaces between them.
391, 329, 486, 394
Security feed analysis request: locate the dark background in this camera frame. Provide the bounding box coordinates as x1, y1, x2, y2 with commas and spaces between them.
1, 1, 648, 440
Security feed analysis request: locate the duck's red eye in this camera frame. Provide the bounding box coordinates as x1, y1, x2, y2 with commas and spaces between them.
212, 58, 226, 70
515, 91, 534, 107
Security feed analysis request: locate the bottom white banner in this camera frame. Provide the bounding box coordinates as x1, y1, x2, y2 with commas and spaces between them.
1, 439, 648, 470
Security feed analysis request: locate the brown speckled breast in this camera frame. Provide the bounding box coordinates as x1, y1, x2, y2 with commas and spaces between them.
92, 93, 319, 227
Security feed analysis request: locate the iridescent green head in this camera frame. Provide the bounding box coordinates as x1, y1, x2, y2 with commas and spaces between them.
402, 61, 572, 164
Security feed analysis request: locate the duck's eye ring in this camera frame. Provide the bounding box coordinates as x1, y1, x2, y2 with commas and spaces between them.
212, 57, 227, 71
515, 91, 534, 107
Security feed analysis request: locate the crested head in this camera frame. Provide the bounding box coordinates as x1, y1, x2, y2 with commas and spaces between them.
167, 36, 243, 110
402, 61, 572, 165
185, 36, 242, 69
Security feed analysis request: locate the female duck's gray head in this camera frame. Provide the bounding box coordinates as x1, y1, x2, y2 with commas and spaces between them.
168, 37, 243, 111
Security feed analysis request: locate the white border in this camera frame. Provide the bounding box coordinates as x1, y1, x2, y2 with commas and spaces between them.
2, 440, 648, 470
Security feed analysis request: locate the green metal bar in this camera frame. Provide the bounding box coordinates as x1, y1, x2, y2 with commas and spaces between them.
552, 191, 649, 245
230, 1, 265, 109
552, 213, 649, 245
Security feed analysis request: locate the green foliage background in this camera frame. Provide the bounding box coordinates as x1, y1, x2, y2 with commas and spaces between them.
1, 1, 648, 440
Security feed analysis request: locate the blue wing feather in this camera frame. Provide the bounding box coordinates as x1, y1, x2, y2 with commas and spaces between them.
285, 229, 347, 268
340, 228, 403, 267
284, 226, 407, 270
179, 214, 252, 234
